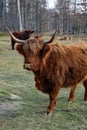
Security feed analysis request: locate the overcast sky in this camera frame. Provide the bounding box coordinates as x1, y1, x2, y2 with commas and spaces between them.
47, 0, 81, 9
47, 0, 57, 9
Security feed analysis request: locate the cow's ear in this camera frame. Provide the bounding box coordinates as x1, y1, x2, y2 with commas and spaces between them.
30, 30, 34, 33
25, 30, 34, 34
15, 44, 24, 55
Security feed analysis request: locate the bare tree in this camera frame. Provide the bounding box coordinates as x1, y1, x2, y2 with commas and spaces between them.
56, 0, 70, 34
17, 0, 22, 31
0, 0, 3, 31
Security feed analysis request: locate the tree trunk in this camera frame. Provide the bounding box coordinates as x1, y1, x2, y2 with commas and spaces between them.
17, 0, 22, 31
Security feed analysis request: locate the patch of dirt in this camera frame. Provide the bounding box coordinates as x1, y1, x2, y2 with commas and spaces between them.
0, 94, 21, 114
0, 102, 19, 114
10, 94, 21, 100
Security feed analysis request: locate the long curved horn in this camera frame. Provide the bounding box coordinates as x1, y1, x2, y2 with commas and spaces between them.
6, 27, 26, 44
44, 30, 57, 44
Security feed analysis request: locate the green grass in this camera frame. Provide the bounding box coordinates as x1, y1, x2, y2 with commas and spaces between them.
0, 35, 87, 130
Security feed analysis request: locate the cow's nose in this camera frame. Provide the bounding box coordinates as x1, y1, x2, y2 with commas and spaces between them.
23, 62, 28, 69
23, 63, 28, 69
23, 63, 31, 70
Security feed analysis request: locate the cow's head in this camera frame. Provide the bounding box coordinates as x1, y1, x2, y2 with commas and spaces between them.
24, 29, 34, 36
7, 27, 56, 72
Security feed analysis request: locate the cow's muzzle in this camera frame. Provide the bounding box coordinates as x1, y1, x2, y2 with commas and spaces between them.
23, 63, 31, 70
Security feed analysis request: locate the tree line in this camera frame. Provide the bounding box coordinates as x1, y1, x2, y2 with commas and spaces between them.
0, 0, 87, 34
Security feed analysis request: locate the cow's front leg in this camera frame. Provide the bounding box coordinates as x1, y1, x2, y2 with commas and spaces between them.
47, 87, 60, 115
68, 85, 77, 102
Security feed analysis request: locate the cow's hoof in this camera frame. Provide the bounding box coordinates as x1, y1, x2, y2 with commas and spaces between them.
85, 101, 87, 103
46, 112, 52, 116
68, 99, 74, 103
68, 100, 73, 103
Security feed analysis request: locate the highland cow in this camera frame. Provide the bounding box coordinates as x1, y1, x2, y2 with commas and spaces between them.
7, 28, 87, 115
11, 29, 34, 50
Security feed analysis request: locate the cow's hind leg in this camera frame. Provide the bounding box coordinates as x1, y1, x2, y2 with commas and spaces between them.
83, 80, 87, 101
11, 38, 15, 50
68, 85, 77, 102
47, 87, 60, 115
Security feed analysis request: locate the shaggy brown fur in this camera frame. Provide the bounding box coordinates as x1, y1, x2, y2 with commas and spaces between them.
7, 29, 87, 115
11, 29, 34, 50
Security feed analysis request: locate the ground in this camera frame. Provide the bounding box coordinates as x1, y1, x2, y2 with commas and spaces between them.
0, 34, 87, 130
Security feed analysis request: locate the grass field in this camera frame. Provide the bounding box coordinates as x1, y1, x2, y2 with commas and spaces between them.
0, 35, 87, 130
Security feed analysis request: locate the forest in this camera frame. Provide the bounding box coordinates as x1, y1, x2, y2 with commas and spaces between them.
0, 0, 87, 34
